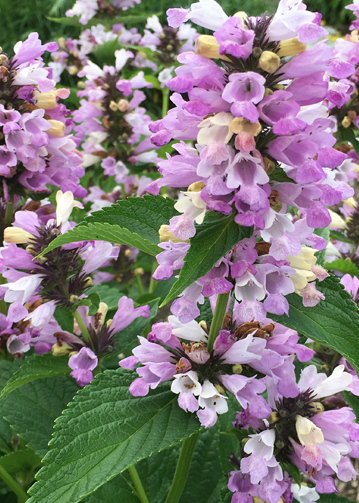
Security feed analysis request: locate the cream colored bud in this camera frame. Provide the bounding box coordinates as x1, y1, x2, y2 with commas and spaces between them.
195, 35, 230, 62
188, 181, 205, 192
106, 319, 113, 328
134, 267, 144, 276
309, 402, 325, 414
118, 99, 130, 112
109, 100, 118, 111
124, 249, 133, 258
77, 81, 86, 89
232, 364, 243, 374
46, 120, 65, 137
233, 11, 248, 26
342, 116, 352, 128
277, 37, 306, 57
4, 227, 33, 244
198, 320, 207, 330
257, 51, 281, 73
138, 51, 147, 59
215, 384, 225, 395
344, 197, 357, 209
68, 66, 78, 75
69, 294, 79, 304
97, 302, 108, 325
159, 224, 188, 243
268, 411, 279, 424
83, 277, 93, 288
52, 343, 73, 356
58, 37, 66, 49
33, 90, 58, 110
296, 415, 324, 446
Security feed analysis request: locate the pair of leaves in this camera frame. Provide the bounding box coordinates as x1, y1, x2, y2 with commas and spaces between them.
28, 369, 201, 503
39, 195, 180, 258
272, 275, 359, 374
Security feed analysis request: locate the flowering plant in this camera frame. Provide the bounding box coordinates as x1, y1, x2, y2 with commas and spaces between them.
1, 1, 359, 502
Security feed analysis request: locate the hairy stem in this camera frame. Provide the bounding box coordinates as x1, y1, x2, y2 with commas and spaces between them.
164, 432, 199, 503
0, 465, 28, 502
207, 292, 230, 353
127, 465, 149, 503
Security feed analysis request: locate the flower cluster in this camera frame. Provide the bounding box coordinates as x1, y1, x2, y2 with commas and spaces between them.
0, 34, 85, 200
66, 0, 140, 25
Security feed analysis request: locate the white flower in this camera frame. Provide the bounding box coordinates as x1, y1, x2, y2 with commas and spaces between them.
171, 371, 202, 396
168, 315, 208, 342
56, 190, 83, 226
24, 300, 57, 330
298, 365, 353, 400
291, 483, 320, 503
4, 274, 43, 304
296, 415, 324, 446
186, 0, 228, 31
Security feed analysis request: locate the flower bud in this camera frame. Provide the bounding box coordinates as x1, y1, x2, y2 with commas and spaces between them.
68, 66, 78, 75
46, 120, 66, 137
4, 227, 33, 244
52, 342, 72, 356
232, 364, 243, 374
188, 181, 205, 192
233, 11, 248, 26
198, 320, 208, 330
159, 224, 188, 243
69, 294, 79, 304
83, 277, 93, 288
33, 90, 58, 110
109, 100, 118, 111
341, 116, 351, 128
309, 402, 325, 414
257, 51, 281, 73
134, 267, 144, 276
118, 99, 130, 112
0, 54, 8, 65
58, 37, 66, 49
268, 411, 279, 423
124, 249, 133, 258
277, 37, 306, 57
215, 383, 225, 395
195, 35, 230, 61
97, 302, 108, 326
296, 415, 324, 445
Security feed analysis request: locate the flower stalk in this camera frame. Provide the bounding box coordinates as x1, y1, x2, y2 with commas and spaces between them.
207, 292, 230, 353
127, 465, 149, 503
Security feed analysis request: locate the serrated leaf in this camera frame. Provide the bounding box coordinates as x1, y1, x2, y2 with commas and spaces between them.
162, 212, 252, 306
82, 195, 179, 244
196, 297, 213, 324
0, 354, 70, 399
86, 284, 125, 310
329, 230, 353, 244
324, 258, 359, 278
271, 275, 359, 373
28, 369, 201, 503
37, 222, 160, 258
1, 376, 79, 457
87, 293, 101, 316
0, 449, 41, 473
83, 474, 140, 503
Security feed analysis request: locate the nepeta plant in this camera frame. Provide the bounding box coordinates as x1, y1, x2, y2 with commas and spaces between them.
1, 0, 359, 502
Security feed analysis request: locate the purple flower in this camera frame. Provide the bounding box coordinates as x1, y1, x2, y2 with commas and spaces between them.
69, 347, 98, 386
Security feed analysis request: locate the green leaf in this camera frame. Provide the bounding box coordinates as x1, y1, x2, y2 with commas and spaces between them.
53, 308, 74, 332
144, 75, 162, 90
86, 284, 125, 310
324, 258, 359, 278
0, 354, 71, 399
281, 462, 301, 486
82, 195, 179, 244
37, 222, 160, 257
269, 167, 295, 183
0, 449, 41, 473
162, 212, 252, 306
196, 297, 213, 324
1, 376, 79, 457
87, 293, 101, 316
271, 275, 359, 373
329, 230, 353, 245
115, 298, 159, 352
314, 226, 330, 266
47, 13, 151, 29
342, 390, 359, 422
338, 126, 359, 158
316, 495, 354, 503
83, 474, 140, 503
28, 369, 201, 503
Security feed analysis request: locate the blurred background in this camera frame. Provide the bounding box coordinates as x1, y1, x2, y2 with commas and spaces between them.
0, 0, 354, 56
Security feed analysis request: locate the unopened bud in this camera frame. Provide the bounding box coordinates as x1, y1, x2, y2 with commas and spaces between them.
232, 364, 243, 374
188, 181, 205, 192
215, 384, 225, 395
195, 35, 230, 61
118, 99, 130, 112
124, 249, 133, 258
68, 66, 78, 75
97, 302, 108, 325
138, 51, 147, 59
134, 267, 144, 276
233, 11, 248, 26
52, 342, 72, 356
109, 100, 118, 111
257, 51, 281, 73
58, 37, 66, 49
83, 277, 93, 288
159, 224, 188, 243
106, 319, 113, 328
309, 402, 325, 414
77, 81, 86, 89
4, 227, 33, 244
342, 116, 352, 128
0, 54, 8, 65
198, 320, 207, 330
264, 88, 274, 97
252, 47, 263, 59
46, 120, 65, 137
263, 156, 275, 174
69, 295, 79, 304
33, 90, 58, 110
268, 411, 279, 424
277, 37, 306, 57
166, 44, 173, 52
275, 440, 285, 450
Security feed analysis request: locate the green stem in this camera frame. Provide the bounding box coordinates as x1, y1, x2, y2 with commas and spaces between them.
4, 196, 14, 227
162, 87, 169, 118
128, 465, 149, 503
207, 292, 230, 353
120, 183, 127, 200
0, 465, 28, 502
74, 310, 92, 346
149, 260, 158, 294
135, 275, 145, 296
164, 433, 199, 503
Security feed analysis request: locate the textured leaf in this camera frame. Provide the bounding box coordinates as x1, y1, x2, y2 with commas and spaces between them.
338, 126, 359, 158
162, 212, 252, 306
28, 369, 201, 503
37, 222, 160, 257
0, 354, 71, 398
83, 474, 140, 503
0, 449, 41, 473
1, 376, 79, 457
316, 495, 353, 503
269, 167, 295, 183
54, 308, 74, 332
82, 195, 179, 245
87, 293, 101, 316
271, 275, 359, 373
86, 284, 125, 310
314, 226, 330, 266
329, 230, 353, 245
324, 258, 359, 278
196, 297, 213, 324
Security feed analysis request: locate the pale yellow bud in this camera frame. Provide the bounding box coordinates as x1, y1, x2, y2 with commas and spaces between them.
309, 402, 325, 414
83, 277, 93, 288
328, 209, 346, 229
77, 81, 86, 89
33, 90, 58, 110
68, 66, 78, 75
268, 411, 279, 424
159, 224, 188, 243
343, 197, 357, 209
69, 294, 79, 304
52, 343, 73, 356
198, 320, 207, 330
97, 302, 108, 325
134, 267, 144, 276
233, 11, 248, 26
296, 415, 324, 446
277, 37, 306, 57
188, 181, 205, 192
264, 88, 274, 97
46, 120, 65, 137
232, 364, 243, 374
124, 249, 133, 258
118, 99, 130, 112
4, 227, 33, 244
342, 116, 352, 128
58, 37, 66, 50
257, 51, 281, 73
109, 100, 118, 111
215, 384, 225, 395
138, 51, 147, 59
195, 35, 230, 61
106, 319, 113, 328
